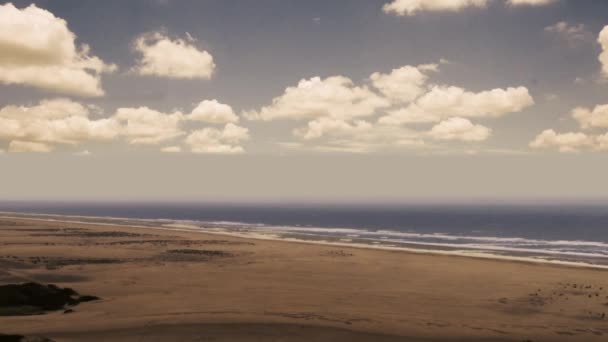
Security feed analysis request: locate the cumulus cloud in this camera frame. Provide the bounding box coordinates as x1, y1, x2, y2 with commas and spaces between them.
9, 140, 53, 153
599, 25, 608, 78
383, 0, 488, 16
0, 3, 115, 97
429, 117, 492, 141
572, 105, 608, 130
113, 107, 185, 144
114, 100, 244, 146
383, 0, 558, 16
370, 64, 437, 103
530, 129, 595, 153
187, 100, 238, 123
544, 22, 592, 47
0, 99, 119, 152
507, 0, 558, 6
294, 118, 373, 140
293, 120, 425, 153
0, 98, 252, 153
245, 76, 389, 121
185, 123, 249, 154
531, 102, 608, 153
246, 62, 534, 153
288, 116, 427, 153
132, 31, 215, 79
380, 85, 534, 124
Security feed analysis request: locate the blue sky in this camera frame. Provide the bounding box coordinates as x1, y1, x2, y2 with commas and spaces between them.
0, 0, 607, 201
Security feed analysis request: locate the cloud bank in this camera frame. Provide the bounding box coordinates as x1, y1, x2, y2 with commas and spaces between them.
246, 62, 533, 152
0, 99, 119, 152
0, 99, 249, 154
379, 86, 533, 124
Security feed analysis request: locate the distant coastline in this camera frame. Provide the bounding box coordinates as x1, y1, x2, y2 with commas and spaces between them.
2, 211, 608, 270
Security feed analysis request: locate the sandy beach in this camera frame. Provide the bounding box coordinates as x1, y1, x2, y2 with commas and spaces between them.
1, 216, 608, 341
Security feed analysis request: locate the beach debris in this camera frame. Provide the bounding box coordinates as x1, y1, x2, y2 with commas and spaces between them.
0, 334, 54, 342
0, 282, 100, 316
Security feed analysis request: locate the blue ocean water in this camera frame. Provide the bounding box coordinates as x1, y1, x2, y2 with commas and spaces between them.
2, 201, 608, 263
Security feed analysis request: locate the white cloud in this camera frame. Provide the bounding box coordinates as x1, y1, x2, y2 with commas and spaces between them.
0, 98, 89, 120
247, 64, 534, 153
383, 0, 488, 16
292, 120, 425, 153
507, 0, 558, 6
132, 31, 215, 79
415, 86, 533, 118
529, 129, 594, 153
383, 0, 558, 16
187, 100, 239, 123
429, 117, 491, 141
245, 76, 389, 121
113, 100, 246, 146
380, 106, 436, 124
185, 123, 249, 154
572, 105, 608, 130
0, 99, 119, 151
0, 98, 253, 153
0, 3, 115, 97
113, 107, 185, 144
544, 22, 592, 47
9, 140, 53, 153
370, 64, 437, 103
380, 85, 534, 124
599, 25, 608, 78
294, 118, 373, 140
161, 146, 182, 153
532, 102, 608, 153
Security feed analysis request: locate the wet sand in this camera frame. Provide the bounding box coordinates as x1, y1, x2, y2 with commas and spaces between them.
1, 216, 607, 341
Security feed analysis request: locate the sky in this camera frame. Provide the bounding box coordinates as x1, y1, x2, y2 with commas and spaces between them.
0, 0, 607, 202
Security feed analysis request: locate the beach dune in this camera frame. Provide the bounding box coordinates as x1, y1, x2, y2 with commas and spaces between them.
1, 216, 607, 341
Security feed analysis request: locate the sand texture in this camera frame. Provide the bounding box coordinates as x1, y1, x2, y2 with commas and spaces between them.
1, 217, 608, 341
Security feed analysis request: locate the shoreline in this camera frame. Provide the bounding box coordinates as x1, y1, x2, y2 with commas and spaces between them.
2, 215, 608, 341
2, 212, 608, 271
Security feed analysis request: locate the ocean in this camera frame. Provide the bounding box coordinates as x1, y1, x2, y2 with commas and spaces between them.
1, 201, 608, 266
